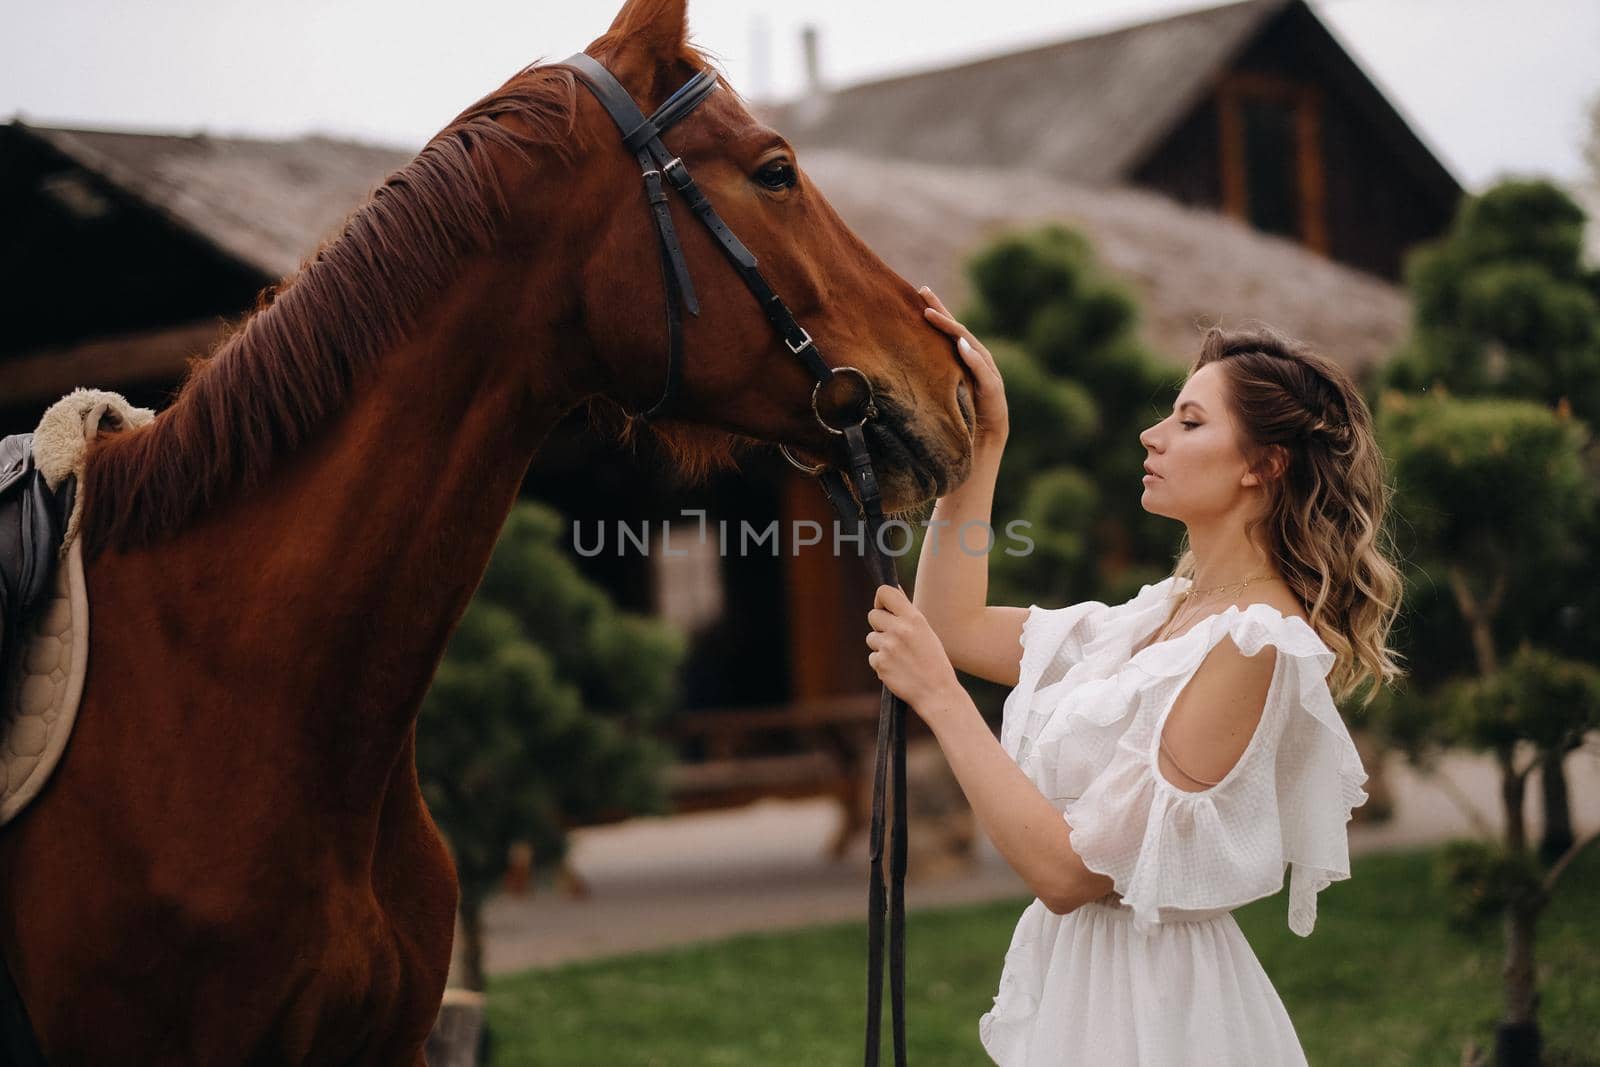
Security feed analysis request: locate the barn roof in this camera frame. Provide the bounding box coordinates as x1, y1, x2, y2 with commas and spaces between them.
757, 0, 1460, 205
758, 0, 1286, 185
10, 121, 413, 279
795, 148, 1408, 375
2, 119, 1406, 378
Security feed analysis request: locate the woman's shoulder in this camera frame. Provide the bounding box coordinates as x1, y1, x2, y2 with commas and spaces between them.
1258, 588, 1312, 628
1229, 593, 1316, 654
1180, 577, 1320, 648
1120, 593, 1332, 684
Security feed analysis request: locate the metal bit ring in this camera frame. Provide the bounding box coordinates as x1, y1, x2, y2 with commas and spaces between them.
779, 443, 827, 475
813, 366, 878, 435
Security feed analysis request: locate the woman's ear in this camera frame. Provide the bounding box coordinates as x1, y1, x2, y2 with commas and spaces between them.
1243, 445, 1288, 488
1270, 444, 1289, 481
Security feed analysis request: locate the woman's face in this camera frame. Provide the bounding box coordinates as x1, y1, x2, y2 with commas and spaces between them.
1138, 363, 1266, 523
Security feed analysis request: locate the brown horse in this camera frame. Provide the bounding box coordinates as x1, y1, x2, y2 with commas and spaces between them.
0, 1, 974, 1063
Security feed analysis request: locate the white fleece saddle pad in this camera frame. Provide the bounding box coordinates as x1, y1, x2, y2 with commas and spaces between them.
0, 535, 89, 826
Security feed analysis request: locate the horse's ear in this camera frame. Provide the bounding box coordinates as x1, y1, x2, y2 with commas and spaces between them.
604, 0, 689, 62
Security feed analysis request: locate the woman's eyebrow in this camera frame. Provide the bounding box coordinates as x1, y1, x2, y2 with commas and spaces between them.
1173, 401, 1207, 415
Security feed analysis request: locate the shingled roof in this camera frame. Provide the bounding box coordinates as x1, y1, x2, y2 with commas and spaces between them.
13, 121, 414, 279
759, 0, 1286, 185
3, 116, 1406, 382
794, 148, 1408, 375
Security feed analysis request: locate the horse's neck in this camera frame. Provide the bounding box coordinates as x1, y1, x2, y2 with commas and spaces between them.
95, 255, 580, 796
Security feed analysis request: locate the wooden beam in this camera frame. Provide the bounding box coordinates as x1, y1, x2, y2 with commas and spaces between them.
1296, 85, 1329, 255
1218, 70, 1304, 103
665, 692, 882, 741
0, 319, 225, 404
1216, 79, 1248, 224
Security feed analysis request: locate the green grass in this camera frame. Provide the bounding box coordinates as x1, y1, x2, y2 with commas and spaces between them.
484, 842, 1600, 1065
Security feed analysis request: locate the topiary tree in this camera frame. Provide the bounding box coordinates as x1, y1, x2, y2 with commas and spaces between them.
1384, 179, 1600, 423
417, 500, 687, 993
1373, 389, 1600, 1066
1380, 178, 1600, 864
915, 223, 1183, 616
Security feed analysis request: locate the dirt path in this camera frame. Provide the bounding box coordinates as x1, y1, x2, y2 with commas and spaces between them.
463, 741, 1600, 978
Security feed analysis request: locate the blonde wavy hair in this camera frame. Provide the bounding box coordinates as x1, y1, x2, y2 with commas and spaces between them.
1170, 324, 1407, 708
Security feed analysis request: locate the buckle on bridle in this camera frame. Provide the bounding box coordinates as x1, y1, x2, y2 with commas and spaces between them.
662, 156, 689, 188
785, 328, 815, 356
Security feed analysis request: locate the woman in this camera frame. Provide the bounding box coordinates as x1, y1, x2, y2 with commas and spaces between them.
864, 287, 1406, 1065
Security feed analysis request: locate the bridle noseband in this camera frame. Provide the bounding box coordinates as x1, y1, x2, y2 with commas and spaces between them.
560, 51, 912, 1067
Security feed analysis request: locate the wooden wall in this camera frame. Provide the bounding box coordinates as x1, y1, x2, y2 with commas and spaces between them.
1129, 4, 1458, 282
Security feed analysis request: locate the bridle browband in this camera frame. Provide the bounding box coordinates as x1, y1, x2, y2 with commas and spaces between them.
559, 51, 913, 1067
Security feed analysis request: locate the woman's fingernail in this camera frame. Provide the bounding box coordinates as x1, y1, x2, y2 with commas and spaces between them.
958, 337, 973, 353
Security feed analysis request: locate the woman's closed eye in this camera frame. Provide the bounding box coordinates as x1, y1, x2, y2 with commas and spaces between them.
1181, 420, 1199, 430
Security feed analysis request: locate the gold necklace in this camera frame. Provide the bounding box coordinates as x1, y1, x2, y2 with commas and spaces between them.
1150, 572, 1277, 647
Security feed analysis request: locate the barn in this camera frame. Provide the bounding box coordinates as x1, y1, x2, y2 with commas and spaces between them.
759, 0, 1461, 281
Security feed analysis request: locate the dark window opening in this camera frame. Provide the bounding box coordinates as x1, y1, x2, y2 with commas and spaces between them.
1241, 97, 1300, 239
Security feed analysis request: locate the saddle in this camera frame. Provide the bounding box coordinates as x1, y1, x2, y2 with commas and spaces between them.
0, 389, 152, 825
0, 434, 74, 682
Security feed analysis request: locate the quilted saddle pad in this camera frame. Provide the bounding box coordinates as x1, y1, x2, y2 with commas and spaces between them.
0, 535, 88, 826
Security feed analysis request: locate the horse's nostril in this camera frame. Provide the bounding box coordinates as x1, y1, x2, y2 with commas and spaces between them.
956, 381, 976, 435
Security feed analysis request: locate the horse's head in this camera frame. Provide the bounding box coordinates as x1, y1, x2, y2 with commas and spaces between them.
531, 0, 975, 510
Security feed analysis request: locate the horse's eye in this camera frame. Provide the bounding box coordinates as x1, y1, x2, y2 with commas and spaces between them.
757, 160, 797, 191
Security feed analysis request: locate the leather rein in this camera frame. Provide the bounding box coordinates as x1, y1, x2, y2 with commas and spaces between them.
559, 51, 913, 1067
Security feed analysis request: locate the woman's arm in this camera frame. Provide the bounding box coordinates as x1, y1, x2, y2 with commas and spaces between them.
912, 444, 1029, 687
921, 685, 1114, 912
867, 587, 1114, 912
910, 287, 1026, 687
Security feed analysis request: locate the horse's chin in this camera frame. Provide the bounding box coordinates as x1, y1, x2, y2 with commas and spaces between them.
877, 464, 942, 513
878, 421, 972, 511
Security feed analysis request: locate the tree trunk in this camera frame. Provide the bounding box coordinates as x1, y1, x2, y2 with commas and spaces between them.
1536, 748, 1574, 867
1496, 902, 1542, 1067
1499, 746, 1526, 854
1496, 749, 1542, 1067
1448, 564, 1503, 677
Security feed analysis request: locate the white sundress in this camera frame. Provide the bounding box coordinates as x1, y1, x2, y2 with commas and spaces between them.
978, 575, 1371, 1067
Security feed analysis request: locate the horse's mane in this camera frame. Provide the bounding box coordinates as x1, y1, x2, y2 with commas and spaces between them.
80, 38, 752, 560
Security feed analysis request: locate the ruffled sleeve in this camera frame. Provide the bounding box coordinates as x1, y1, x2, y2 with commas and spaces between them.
999, 580, 1176, 764
998, 599, 1106, 761
1060, 604, 1369, 937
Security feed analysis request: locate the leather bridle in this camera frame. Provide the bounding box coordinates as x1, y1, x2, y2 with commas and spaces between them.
559, 51, 913, 1067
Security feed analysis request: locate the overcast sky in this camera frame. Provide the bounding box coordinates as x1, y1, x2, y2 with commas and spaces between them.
4, 0, 1596, 192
